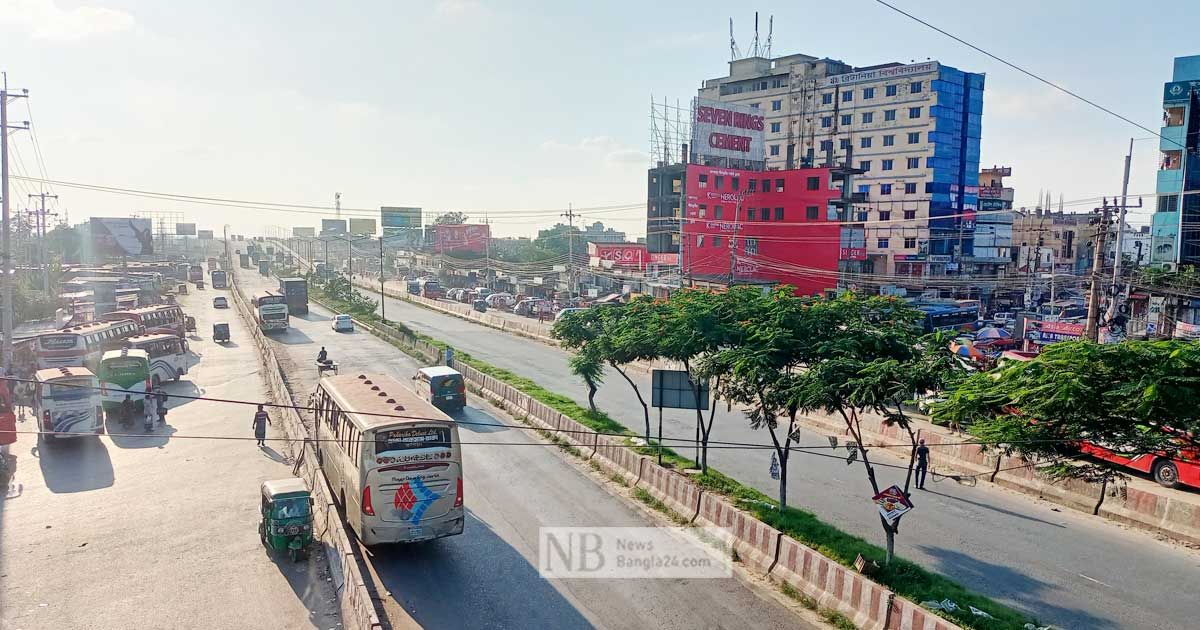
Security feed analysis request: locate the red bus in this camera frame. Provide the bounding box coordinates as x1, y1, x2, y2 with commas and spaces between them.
101, 304, 186, 337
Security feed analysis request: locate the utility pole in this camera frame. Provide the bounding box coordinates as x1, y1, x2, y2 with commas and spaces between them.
561, 203, 576, 299
379, 236, 386, 322
1105, 138, 1136, 325
29, 191, 57, 292
1084, 199, 1113, 342
1, 76, 30, 374
728, 190, 748, 286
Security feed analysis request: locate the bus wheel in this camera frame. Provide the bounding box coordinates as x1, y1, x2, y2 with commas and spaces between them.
1153, 459, 1180, 489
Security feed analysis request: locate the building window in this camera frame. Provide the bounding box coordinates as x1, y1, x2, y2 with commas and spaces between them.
884, 109, 896, 121
770, 122, 782, 133
819, 140, 832, 152
907, 132, 920, 144
821, 116, 832, 128
775, 178, 785, 193
859, 160, 871, 171
712, 235, 723, 248
877, 238, 890, 248
886, 85, 898, 97
748, 179, 757, 192
904, 237, 917, 249
750, 102, 759, 109
904, 182, 917, 194
861, 112, 874, 124
910, 81, 922, 93
699, 174, 708, 188
696, 234, 705, 248
698, 204, 707, 218
882, 159, 894, 171
746, 207, 755, 221
714, 205, 723, 219
842, 91, 853, 103
925, 182, 934, 193
840, 139, 851, 150
906, 157, 920, 169
760, 208, 771, 221
806, 206, 819, 220
774, 207, 784, 220
772, 77, 786, 89
1158, 193, 1179, 212
745, 238, 759, 255
715, 175, 724, 189
903, 210, 916, 220
770, 144, 780, 156
822, 93, 833, 105
863, 87, 875, 99
879, 210, 891, 221
880, 183, 892, 195
858, 184, 870, 194
761, 178, 771, 192
841, 114, 852, 126
731, 177, 739, 190
861, 136, 872, 148
856, 210, 869, 221
807, 176, 820, 190
908, 107, 922, 118
883, 134, 895, 147
771, 99, 782, 111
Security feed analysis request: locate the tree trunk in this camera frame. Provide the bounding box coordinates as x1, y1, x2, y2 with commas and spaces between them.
990, 453, 1003, 483
612, 365, 652, 444
1093, 477, 1108, 516
587, 383, 598, 413
883, 516, 896, 565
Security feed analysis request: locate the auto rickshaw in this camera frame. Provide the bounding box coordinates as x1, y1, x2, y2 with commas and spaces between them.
258, 478, 314, 562
185, 316, 197, 333
213, 322, 230, 343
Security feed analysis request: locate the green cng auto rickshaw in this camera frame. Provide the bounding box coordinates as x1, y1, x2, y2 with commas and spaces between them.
258, 478, 314, 562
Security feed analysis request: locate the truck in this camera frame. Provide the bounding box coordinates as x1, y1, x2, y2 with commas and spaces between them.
418, 278, 444, 299
207, 257, 218, 270
211, 269, 228, 289
258, 259, 270, 276
187, 264, 204, 283
253, 292, 289, 332
277, 277, 309, 315
239, 253, 250, 269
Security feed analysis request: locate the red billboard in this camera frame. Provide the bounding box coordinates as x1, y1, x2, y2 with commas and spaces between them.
589, 243, 648, 268
839, 247, 868, 261
436, 224, 490, 254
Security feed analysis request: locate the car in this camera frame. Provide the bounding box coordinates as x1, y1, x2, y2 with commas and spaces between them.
331, 314, 354, 332
991, 312, 1015, 327
554, 307, 589, 322
212, 296, 229, 309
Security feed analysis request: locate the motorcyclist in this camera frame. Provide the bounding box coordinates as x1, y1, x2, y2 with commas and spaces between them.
317, 347, 329, 365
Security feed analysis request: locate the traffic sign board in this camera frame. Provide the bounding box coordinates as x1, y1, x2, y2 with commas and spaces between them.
872, 485, 914, 524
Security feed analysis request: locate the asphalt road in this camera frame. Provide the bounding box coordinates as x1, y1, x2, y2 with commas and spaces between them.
238, 272, 816, 630
0, 285, 339, 630
305, 272, 1200, 630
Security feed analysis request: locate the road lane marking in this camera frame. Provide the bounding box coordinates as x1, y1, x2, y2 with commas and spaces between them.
1077, 573, 1112, 588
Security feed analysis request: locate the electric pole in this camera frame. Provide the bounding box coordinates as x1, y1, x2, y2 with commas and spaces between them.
1105, 138, 1143, 328
379, 236, 386, 322
1, 76, 30, 374
1084, 199, 1113, 342
29, 191, 57, 292
562, 203, 576, 299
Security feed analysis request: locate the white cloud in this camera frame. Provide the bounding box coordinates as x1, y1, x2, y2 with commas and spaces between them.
434, 0, 483, 17
0, 0, 135, 41
542, 135, 648, 166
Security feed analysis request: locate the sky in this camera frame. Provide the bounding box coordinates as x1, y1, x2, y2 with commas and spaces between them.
0, 0, 1194, 238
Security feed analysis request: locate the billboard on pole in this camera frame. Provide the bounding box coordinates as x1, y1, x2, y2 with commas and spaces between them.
435, 224, 490, 253
90, 217, 154, 256
349, 218, 377, 235
691, 98, 765, 164
321, 219, 347, 236
197, 229, 214, 240
292, 226, 316, 237
381, 207, 422, 246
176, 223, 197, 236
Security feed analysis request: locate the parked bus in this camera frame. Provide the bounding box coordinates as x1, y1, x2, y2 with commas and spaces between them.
124, 333, 188, 386
313, 374, 464, 545
254, 292, 289, 332
101, 304, 186, 337
36, 320, 141, 371
33, 366, 104, 440
914, 302, 981, 333
97, 349, 151, 419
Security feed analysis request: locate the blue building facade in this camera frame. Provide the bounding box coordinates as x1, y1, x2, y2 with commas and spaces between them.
1152, 55, 1200, 266
927, 67, 985, 261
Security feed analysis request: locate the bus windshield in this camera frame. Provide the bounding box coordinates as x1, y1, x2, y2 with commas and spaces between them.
47, 378, 92, 401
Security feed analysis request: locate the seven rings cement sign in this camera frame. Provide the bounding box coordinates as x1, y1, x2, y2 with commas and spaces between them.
692, 98, 764, 162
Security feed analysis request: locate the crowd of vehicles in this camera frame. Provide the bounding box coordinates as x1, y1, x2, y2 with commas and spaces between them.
312, 373, 464, 545
101, 304, 187, 337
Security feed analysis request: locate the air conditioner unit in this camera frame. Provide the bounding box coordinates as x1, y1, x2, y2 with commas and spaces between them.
1160, 262, 1178, 271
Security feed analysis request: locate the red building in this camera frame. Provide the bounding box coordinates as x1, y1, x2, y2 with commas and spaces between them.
681, 164, 840, 296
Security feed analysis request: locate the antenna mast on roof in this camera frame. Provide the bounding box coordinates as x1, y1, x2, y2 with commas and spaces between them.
763, 15, 773, 58
751, 12, 760, 57
729, 18, 740, 61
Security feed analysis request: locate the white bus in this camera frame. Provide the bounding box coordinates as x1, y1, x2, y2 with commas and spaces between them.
33, 366, 104, 440
254, 292, 289, 332
36, 319, 142, 371
313, 373, 464, 545
124, 333, 189, 387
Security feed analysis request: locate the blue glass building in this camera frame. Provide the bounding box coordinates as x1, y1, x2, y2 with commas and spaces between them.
927, 67, 985, 260
1152, 55, 1200, 266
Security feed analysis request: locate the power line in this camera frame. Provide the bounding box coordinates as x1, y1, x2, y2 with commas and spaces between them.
871, 0, 1179, 148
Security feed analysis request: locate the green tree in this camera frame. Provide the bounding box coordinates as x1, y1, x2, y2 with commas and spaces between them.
568, 349, 605, 413
936, 340, 1200, 514
434, 212, 469, 225
533, 224, 576, 256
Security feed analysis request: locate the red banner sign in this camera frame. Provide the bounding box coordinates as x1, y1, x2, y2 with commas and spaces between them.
436, 224, 490, 253
839, 247, 867, 261
589, 243, 648, 268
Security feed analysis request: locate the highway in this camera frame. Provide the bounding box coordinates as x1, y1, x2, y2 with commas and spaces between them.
1, 282, 339, 630
320, 272, 1200, 630
237, 271, 815, 630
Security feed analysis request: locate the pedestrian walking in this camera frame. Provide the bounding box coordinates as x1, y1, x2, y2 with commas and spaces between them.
914, 438, 930, 490
120, 395, 135, 427
157, 392, 168, 427
143, 394, 156, 432
252, 404, 271, 447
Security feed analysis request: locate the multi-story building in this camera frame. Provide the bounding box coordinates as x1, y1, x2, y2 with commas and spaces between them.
680, 164, 841, 296
579, 221, 627, 244
1011, 208, 1096, 274
1152, 54, 1200, 267
697, 54, 985, 278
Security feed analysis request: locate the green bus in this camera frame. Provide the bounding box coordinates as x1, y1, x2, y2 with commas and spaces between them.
97, 348, 151, 419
